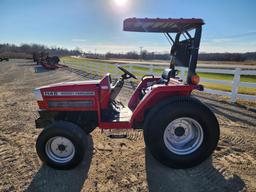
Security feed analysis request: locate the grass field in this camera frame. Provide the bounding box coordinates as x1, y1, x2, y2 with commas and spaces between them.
198, 60, 256, 66
61, 56, 256, 95
62, 56, 256, 66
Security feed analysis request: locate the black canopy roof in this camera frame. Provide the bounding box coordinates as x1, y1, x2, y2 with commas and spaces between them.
123, 18, 204, 33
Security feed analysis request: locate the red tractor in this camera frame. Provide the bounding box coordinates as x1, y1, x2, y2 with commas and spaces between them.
34, 18, 219, 169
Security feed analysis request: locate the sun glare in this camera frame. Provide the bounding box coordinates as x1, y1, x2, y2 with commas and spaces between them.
114, 0, 128, 7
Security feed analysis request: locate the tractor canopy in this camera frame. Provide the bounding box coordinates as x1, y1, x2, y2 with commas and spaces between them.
123, 18, 205, 84
123, 18, 204, 33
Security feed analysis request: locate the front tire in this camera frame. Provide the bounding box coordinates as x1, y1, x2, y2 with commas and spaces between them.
144, 96, 219, 169
36, 121, 87, 169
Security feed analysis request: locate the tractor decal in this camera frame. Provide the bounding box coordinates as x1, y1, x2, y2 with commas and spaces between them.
43, 91, 95, 96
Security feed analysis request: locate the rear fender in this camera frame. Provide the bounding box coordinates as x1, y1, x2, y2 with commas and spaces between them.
130, 84, 194, 126
128, 77, 160, 110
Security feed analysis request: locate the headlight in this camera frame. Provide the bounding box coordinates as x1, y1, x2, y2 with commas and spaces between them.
34, 88, 43, 101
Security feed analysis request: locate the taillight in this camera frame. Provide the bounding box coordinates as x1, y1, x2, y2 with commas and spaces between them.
191, 75, 200, 85
34, 88, 43, 101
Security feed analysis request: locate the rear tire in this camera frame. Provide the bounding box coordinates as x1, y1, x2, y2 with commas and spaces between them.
36, 121, 87, 169
144, 96, 219, 169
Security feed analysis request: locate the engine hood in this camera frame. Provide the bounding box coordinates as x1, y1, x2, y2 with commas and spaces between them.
36, 80, 100, 89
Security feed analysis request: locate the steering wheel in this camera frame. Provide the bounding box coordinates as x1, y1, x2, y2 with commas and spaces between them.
118, 66, 137, 79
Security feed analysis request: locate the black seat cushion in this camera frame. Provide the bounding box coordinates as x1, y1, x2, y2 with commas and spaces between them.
140, 68, 172, 99
158, 68, 172, 84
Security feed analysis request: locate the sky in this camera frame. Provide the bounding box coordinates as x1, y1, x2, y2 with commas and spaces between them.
0, 0, 256, 53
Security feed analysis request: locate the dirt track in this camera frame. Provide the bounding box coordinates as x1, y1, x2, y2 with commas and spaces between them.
0, 59, 256, 192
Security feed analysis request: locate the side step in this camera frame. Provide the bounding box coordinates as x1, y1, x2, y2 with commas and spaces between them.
103, 129, 144, 140
108, 134, 127, 139
104, 129, 128, 139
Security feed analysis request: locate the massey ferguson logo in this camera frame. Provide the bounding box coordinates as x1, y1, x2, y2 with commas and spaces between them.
44, 91, 95, 96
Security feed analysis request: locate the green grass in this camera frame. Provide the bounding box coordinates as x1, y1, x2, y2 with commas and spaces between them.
61, 56, 110, 64
61, 56, 256, 95
198, 72, 256, 83
201, 82, 256, 95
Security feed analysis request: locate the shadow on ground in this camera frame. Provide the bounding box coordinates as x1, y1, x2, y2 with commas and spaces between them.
34, 66, 49, 73
145, 149, 245, 192
195, 94, 256, 127
26, 135, 93, 192
18, 63, 37, 67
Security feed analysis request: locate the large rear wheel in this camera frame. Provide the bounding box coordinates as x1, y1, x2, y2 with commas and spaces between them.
144, 96, 219, 169
36, 121, 87, 169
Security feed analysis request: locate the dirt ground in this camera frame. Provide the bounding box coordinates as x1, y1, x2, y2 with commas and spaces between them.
0, 59, 256, 192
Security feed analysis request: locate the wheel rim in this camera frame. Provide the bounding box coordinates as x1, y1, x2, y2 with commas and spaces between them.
163, 117, 204, 155
45, 136, 75, 164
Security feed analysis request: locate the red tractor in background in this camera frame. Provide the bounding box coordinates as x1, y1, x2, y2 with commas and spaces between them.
34, 18, 219, 169
33, 51, 60, 70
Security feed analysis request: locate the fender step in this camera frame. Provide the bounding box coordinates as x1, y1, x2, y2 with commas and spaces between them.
108, 134, 127, 139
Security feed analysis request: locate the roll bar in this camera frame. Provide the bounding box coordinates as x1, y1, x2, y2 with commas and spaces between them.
123, 18, 205, 84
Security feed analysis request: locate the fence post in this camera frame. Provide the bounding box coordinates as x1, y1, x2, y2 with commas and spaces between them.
90, 63, 92, 73
86, 62, 88, 72
231, 68, 241, 103
95, 63, 100, 75
104, 63, 108, 74
129, 64, 133, 72
180, 67, 185, 82
149, 64, 153, 74
114, 64, 119, 78
88, 63, 92, 73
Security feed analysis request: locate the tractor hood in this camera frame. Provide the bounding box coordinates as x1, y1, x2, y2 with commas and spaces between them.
36, 80, 100, 89
34, 80, 101, 111
34, 74, 112, 111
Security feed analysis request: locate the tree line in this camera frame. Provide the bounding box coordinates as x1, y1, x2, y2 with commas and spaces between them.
1, 43, 256, 61
105, 51, 170, 60
198, 52, 256, 61
0, 43, 81, 58
105, 51, 256, 61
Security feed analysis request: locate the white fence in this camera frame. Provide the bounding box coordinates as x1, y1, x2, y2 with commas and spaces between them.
177, 67, 256, 102
65, 61, 256, 103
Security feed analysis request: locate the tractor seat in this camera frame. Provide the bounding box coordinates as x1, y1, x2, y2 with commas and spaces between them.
157, 68, 172, 84
140, 68, 172, 99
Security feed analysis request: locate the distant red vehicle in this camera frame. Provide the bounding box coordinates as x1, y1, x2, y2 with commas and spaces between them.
34, 52, 60, 70
34, 18, 219, 169
40, 56, 60, 70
